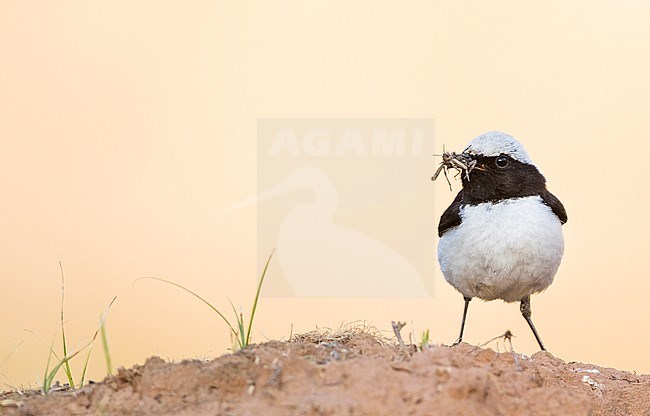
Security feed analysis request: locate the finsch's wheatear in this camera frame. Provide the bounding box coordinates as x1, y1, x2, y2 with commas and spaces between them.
436, 131, 567, 351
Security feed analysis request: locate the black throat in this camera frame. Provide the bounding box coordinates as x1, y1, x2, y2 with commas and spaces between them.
460, 156, 546, 205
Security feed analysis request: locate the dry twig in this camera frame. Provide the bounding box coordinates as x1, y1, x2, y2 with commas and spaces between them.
480, 330, 522, 371
391, 321, 407, 351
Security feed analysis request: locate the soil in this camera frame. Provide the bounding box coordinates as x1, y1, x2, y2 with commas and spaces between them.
1, 332, 649, 416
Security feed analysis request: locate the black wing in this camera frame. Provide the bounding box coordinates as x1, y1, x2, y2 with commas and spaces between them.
540, 190, 568, 224
438, 190, 464, 237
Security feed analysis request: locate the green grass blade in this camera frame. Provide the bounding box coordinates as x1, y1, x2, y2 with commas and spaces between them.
100, 323, 112, 375
43, 348, 85, 394
245, 251, 274, 345
134, 277, 239, 339
79, 343, 95, 388
420, 329, 430, 350
239, 311, 245, 347
226, 298, 244, 349
42, 336, 56, 394
23, 330, 64, 394
58, 262, 75, 388
79, 296, 117, 388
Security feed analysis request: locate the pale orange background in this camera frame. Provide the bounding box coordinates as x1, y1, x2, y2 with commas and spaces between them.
1, 1, 649, 388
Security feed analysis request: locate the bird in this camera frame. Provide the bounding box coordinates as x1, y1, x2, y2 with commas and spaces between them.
436, 131, 567, 351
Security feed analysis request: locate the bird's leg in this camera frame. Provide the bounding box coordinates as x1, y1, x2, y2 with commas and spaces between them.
520, 296, 546, 351
452, 297, 472, 346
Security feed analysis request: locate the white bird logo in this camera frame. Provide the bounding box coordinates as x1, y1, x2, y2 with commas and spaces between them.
221, 166, 429, 297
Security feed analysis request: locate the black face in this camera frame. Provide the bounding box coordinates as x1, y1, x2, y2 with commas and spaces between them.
460, 154, 547, 204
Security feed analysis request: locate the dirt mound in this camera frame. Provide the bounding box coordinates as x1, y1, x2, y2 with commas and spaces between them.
2, 334, 649, 415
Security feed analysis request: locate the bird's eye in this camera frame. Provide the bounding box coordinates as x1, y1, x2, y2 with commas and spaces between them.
495, 156, 509, 169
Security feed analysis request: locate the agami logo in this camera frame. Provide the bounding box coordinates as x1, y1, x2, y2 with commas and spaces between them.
225, 118, 437, 298
268, 127, 425, 156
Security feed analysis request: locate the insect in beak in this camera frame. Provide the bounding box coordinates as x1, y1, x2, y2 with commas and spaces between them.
431, 149, 477, 191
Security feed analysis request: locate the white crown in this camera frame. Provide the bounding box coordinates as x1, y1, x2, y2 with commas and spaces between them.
463, 131, 534, 165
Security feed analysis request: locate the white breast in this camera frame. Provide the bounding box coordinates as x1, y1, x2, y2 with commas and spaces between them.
438, 196, 564, 302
